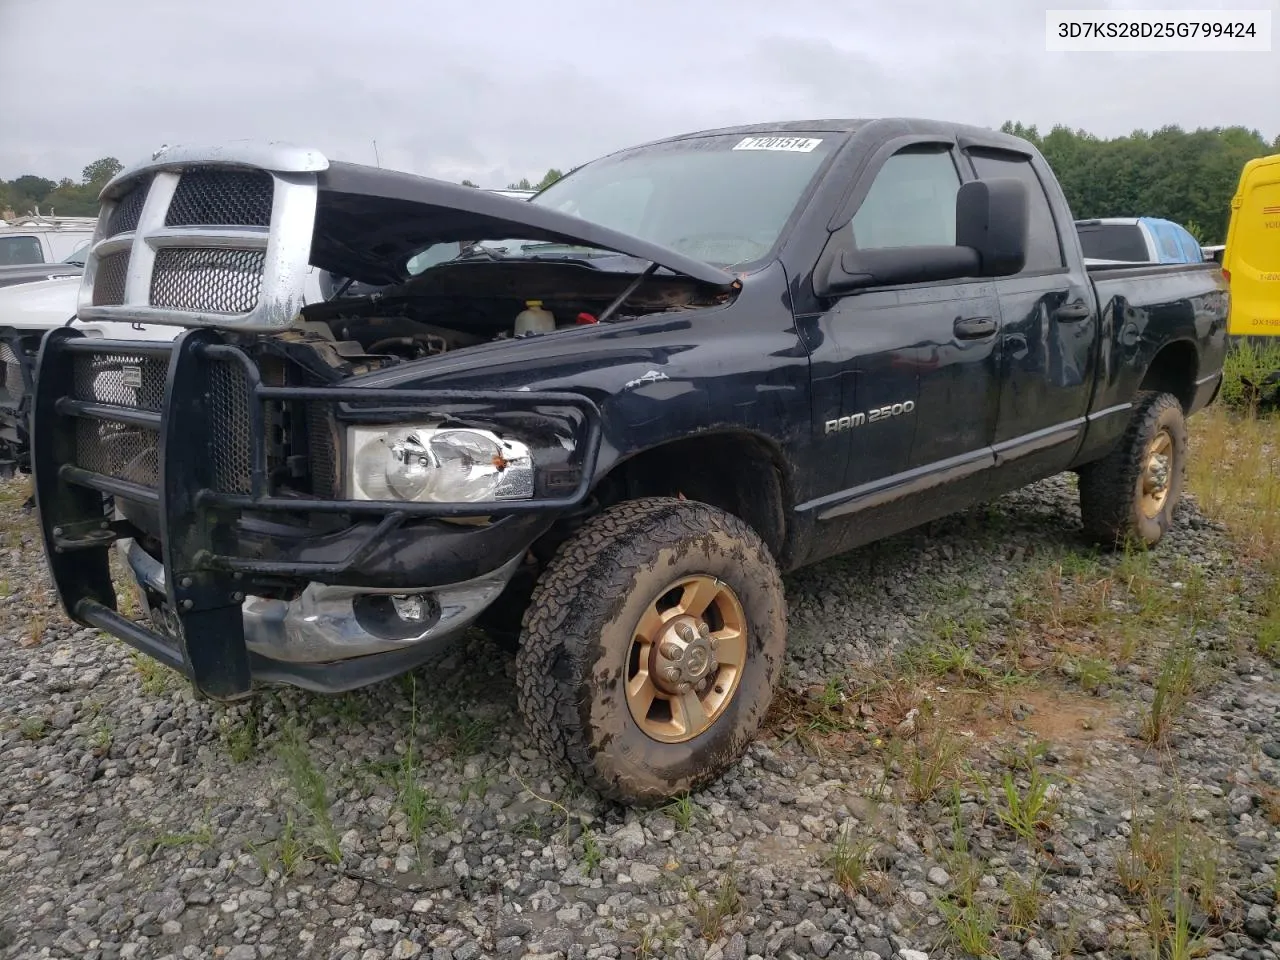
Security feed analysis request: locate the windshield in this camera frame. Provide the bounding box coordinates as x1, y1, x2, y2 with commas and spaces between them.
63, 241, 91, 266
404, 132, 837, 275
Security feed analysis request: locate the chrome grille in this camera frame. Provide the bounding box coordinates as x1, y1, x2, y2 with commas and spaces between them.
93, 251, 130, 306
166, 170, 273, 228
106, 176, 151, 237
150, 248, 265, 314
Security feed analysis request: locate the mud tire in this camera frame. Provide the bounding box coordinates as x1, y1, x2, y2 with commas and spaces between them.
1078, 391, 1187, 548
514, 497, 787, 805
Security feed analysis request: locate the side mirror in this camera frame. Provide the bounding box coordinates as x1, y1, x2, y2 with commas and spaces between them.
956, 177, 1028, 277
814, 176, 1030, 297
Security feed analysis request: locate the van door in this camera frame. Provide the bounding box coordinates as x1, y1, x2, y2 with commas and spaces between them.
1225, 154, 1280, 336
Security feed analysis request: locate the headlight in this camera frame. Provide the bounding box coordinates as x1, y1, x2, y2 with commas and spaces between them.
346, 424, 535, 503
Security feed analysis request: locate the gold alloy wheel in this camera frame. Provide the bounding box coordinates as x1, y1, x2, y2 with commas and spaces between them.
1139, 427, 1175, 518
625, 574, 749, 743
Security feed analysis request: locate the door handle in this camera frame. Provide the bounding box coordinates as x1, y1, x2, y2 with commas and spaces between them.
1053, 299, 1092, 322
954, 316, 997, 340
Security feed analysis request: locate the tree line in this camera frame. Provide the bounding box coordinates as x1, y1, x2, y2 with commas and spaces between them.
1000, 121, 1278, 244
5, 128, 1276, 243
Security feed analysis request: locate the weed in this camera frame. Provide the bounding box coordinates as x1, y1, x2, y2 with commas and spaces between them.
899, 722, 965, 804
687, 866, 742, 941
1003, 871, 1043, 929
220, 705, 259, 763
276, 723, 342, 864
90, 720, 114, 756
937, 897, 997, 957
398, 677, 451, 847
996, 767, 1060, 843
149, 810, 214, 853
824, 826, 874, 894
661, 793, 702, 832
582, 828, 603, 873
764, 676, 851, 751
19, 716, 47, 740
24, 612, 45, 648
1074, 655, 1116, 695
130, 651, 173, 696
1141, 643, 1199, 745
1219, 338, 1280, 409
1117, 810, 1175, 900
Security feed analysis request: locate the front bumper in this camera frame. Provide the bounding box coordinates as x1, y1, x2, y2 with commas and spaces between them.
123, 535, 520, 659
32, 326, 601, 700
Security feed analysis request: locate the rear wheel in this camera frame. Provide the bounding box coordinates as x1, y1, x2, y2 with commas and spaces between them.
514, 497, 787, 804
1078, 391, 1187, 548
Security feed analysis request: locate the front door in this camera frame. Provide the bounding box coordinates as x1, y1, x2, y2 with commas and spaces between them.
799, 142, 1003, 559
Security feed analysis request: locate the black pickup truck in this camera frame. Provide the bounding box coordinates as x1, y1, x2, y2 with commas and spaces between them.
32, 121, 1228, 804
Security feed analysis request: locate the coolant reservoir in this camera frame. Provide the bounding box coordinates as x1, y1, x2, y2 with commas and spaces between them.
514, 300, 556, 336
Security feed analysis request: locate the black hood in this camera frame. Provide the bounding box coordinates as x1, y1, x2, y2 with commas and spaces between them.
312, 162, 740, 290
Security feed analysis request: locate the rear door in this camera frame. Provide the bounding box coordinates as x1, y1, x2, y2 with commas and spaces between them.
963, 146, 1098, 488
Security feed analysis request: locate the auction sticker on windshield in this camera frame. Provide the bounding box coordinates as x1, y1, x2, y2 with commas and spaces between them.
733, 136, 823, 152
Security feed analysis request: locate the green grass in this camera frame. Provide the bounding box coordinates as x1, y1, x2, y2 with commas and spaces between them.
1141, 642, 1200, 745
687, 866, 742, 941
1219, 338, 1280, 409
824, 826, 875, 894
276, 723, 342, 864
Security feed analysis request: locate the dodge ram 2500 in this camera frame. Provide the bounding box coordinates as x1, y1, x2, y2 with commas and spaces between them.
31, 122, 1228, 804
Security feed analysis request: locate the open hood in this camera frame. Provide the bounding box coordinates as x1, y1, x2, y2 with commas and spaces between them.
312, 162, 740, 290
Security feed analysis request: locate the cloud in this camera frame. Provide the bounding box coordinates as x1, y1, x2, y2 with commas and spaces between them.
1, 0, 1275, 186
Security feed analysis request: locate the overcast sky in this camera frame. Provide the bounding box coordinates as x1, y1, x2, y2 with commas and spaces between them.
2, 0, 1276, 187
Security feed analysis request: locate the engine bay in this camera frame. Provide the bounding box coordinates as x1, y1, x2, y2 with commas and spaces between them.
297, 258, 734, 364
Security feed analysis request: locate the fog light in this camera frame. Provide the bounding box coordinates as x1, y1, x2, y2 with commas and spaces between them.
352, 592, 442, 640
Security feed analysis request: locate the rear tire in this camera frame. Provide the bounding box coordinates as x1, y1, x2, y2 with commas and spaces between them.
1078, 391, 1187, 548
514, 497, 787, 805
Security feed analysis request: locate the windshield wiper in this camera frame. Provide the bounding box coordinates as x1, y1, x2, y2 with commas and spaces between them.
455, 243, 505, 262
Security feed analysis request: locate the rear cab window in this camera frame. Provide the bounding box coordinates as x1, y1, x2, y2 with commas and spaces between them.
964, 148, 1064, 273
1077, 223, 1148, 261
0, 235, 44, 266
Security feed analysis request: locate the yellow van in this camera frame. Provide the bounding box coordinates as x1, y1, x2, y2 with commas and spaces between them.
1224, 153, 1280, 336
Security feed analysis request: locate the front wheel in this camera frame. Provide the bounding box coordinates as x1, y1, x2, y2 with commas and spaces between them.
1078, 390, 1187, 548
515, 497, 787, 804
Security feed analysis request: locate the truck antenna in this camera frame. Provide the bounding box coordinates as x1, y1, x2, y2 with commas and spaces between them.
372, 140, 381, 168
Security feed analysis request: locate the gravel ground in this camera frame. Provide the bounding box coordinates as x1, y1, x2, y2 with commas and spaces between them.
1, 473, 1278, 960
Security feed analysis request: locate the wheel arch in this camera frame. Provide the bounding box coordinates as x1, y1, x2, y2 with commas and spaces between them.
591, 428, 794, 562
1138, 338, 1199, 413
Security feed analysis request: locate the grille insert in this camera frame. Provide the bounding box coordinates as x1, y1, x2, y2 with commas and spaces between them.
75, 419, 160, 488
72, 354, 168, 411
105, 176, 152, 237
150, 248, 265, 314
165, 169, 273, 228
93, 251, 130, 306
0, 343, 23, 407
210, 360, 253, 494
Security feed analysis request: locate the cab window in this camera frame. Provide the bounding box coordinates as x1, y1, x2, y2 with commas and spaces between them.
850, 146, 960, 249
0, 235, 43, 265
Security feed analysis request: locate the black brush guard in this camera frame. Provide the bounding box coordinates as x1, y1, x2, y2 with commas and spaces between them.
32, 326, 602, 700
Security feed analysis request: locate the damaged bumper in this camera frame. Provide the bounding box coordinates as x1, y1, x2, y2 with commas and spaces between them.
32, 326, 600, 699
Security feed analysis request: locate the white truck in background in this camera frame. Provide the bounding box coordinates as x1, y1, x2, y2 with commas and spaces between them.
0, 185, 535, 476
